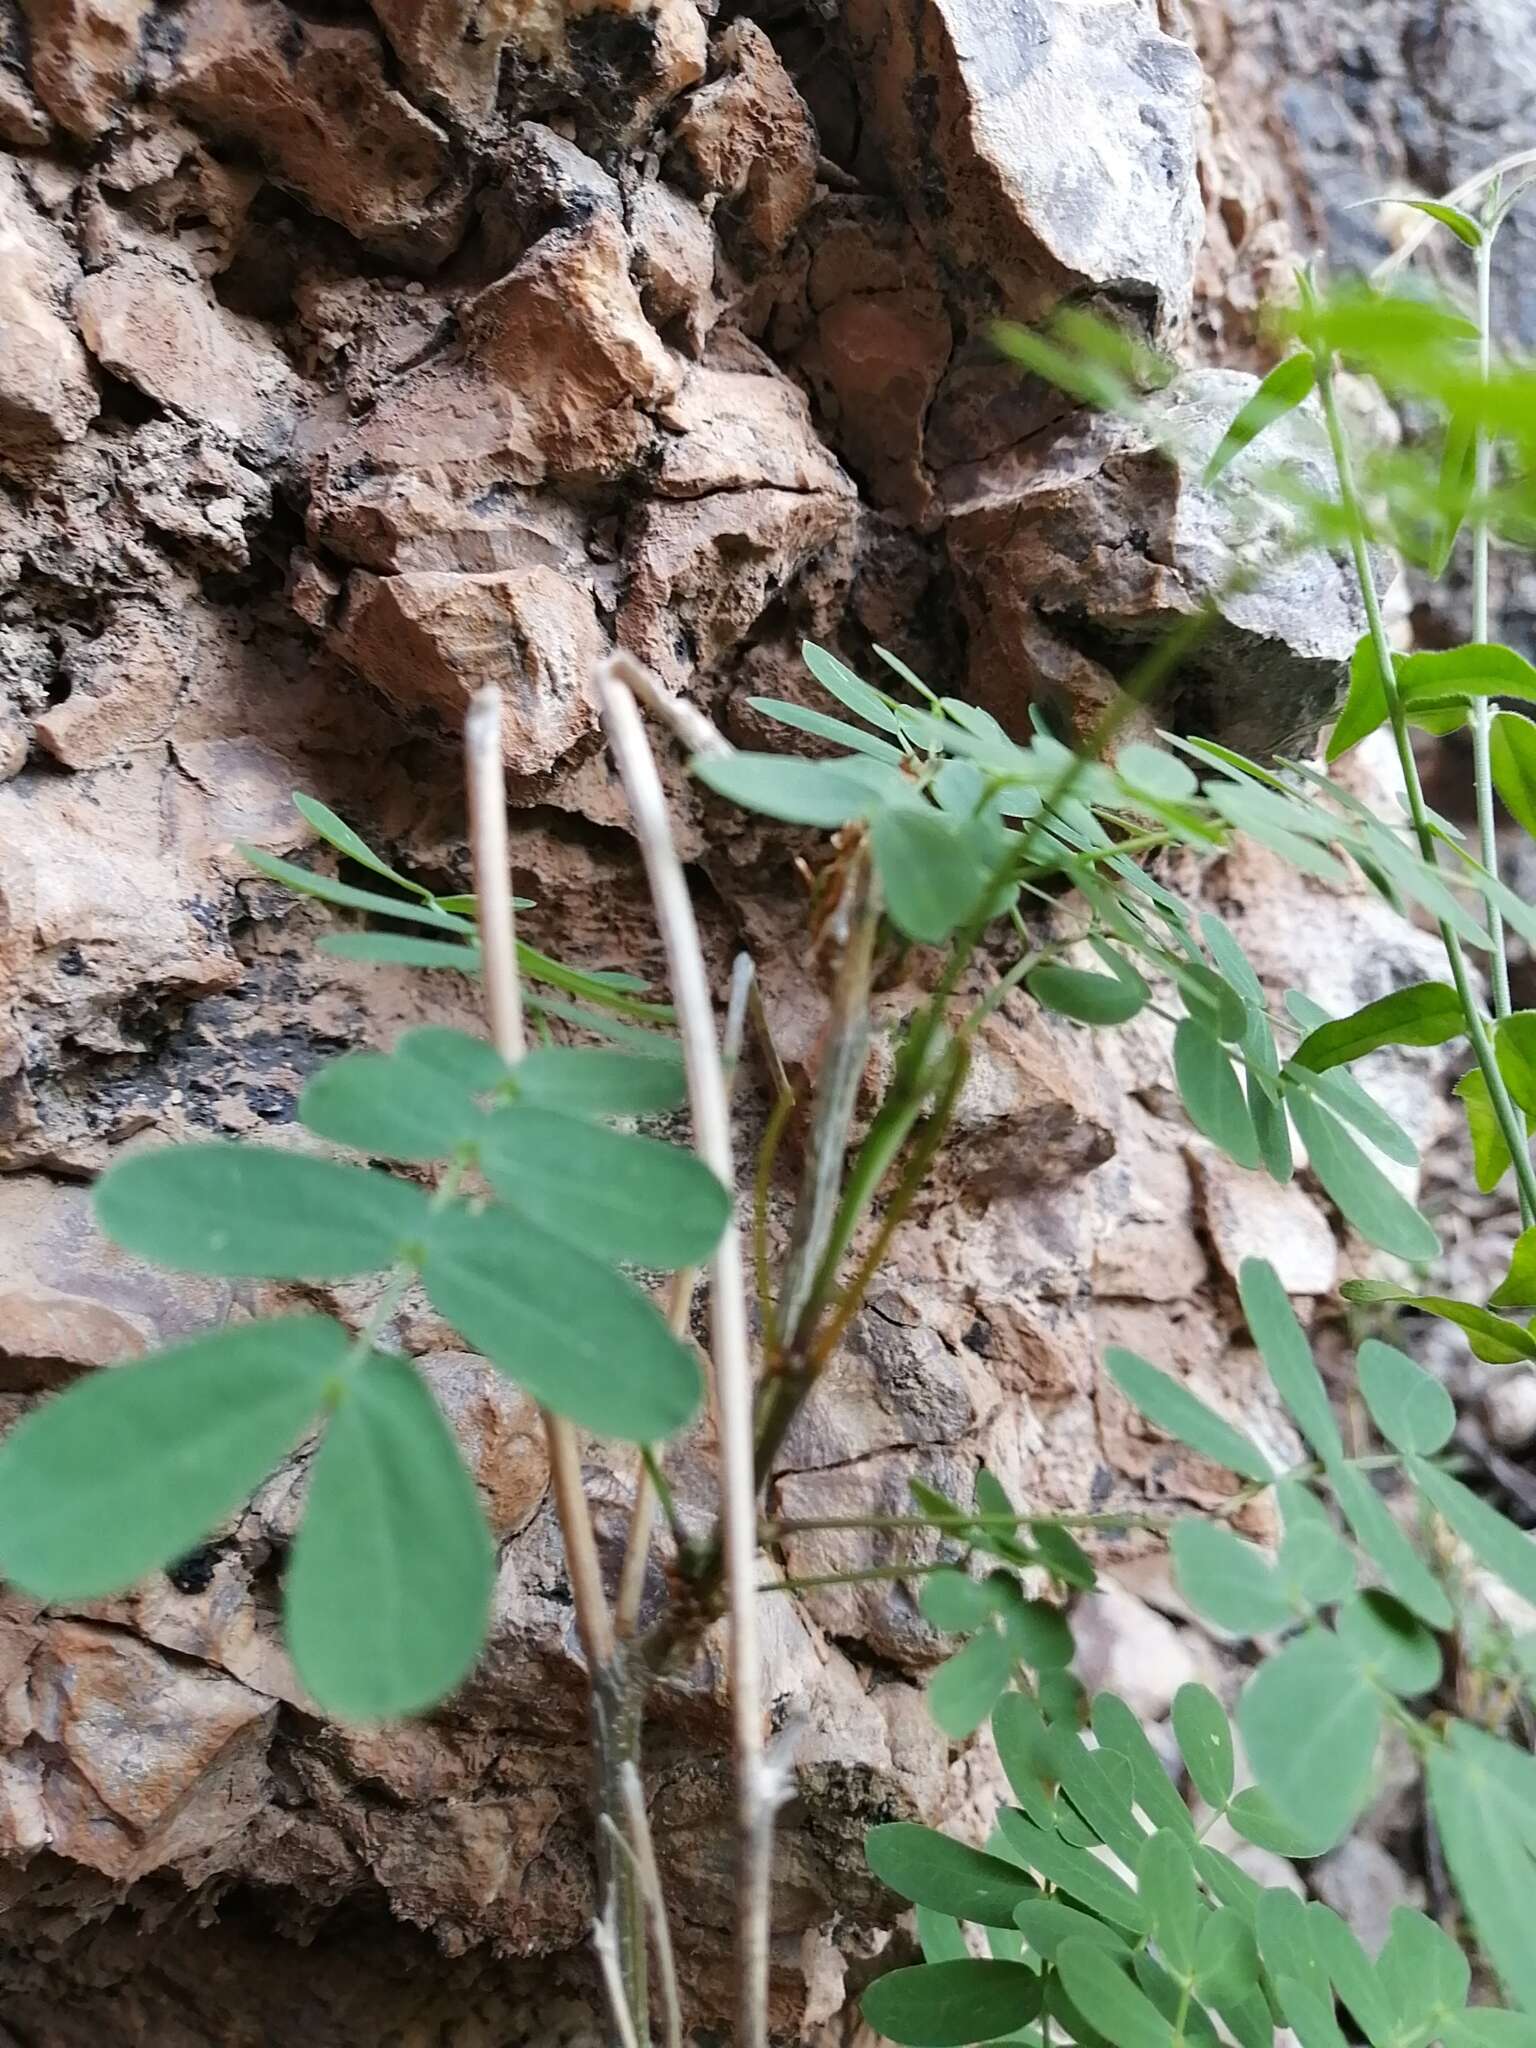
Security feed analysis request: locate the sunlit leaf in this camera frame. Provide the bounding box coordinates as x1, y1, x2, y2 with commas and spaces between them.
292, 792, 430, 895
0, 1316, 346, 1600
285, 1354, 492, 1718
241, 846, 476, 933
1291, 982, 1465, 1071
1238, 1257, 1343, 1461
95, 1143, 429, 1278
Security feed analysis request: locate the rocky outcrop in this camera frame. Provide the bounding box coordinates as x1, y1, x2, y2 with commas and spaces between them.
0, 0, 1451, 2039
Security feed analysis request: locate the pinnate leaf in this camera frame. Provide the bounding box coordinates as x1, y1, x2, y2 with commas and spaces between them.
0, 1316, 347, 1600
285, 1353, 492, 1719
1291, 982, 1465, 1071
871, 804, 989, 944
1287, 1093, 1440, 1263
1490, 710, 1536, 840
1174, 1018, 1261, 1168
1204, 353, 1317, 485
300, 1050, 481, 1162
1056, 1940, 1176, 2048
1239, 1257, 1343, 1461
865, 1822, 1037, 1929
692, 750, 874, 827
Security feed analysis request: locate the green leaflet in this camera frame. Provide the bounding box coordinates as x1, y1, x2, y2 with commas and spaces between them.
1398, 641, 1536, 715
1410, 1458, 1536, 1607
1496, 1011, 1536, 1114
1171, 1520, 1296, 1636
1389, 197, 1484, 247
395, 1027, 511, 1092
1341, 1280, 1536, 1365
300, 1050, 482, 1162
746, 695, 907, 764
0, 1316, 347, 1600
919, 1567, 1013, 1633
1491, 1225, 1536, 1309
1056, 1940, 1176, 2048
285, 1354, 493, 1719
1428, 1728, 1536, 2018
240, 846, 478, 934
1203, 352, 1317, 485
1490, 710, 1536, 839
801, 639, 905, 733
1172, 1682, 1235, 1809
1327, 1460, 1453, 1631
1335, 1590, 1442, 1698
1103, 1346, 1273, 1483
860, 1960, 1043, 2048
1138, 1828, 1200, 1978
1238, 1630, 1380, 1848
1290, 982, 1465, 1071
1455, 1067, 1532, 1193
1238, 1257, 1344, 1463
870, 803, 992, 943
291, 792, 431, 894
994, 1810, 1148, 1932
480, 1105, 729, 1269
422, 1206, 702, 1442
928, 1626, 1016, 1738
692, 749, 875, 827
95, 1143, 430, 1279
1357, 1339, 1456, 1452
864, 1822, 1037, 1930
1174, 1017, 1262, 1168
1287, 1092, 1440, 1263
1028, 960, 1149, 1025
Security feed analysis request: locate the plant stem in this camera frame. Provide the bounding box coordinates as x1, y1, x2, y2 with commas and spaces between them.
1315, 363, 1536, 1228
596, 654, 770, 2048
1470, 221, 1513, 1022
467, 687, 635, 2040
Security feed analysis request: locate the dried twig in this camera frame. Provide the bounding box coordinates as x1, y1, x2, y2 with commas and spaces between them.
606, 648, 733, 759
592, 1899, 644, 2048
594, 653, 770, 2048
467, 687, 614, 1680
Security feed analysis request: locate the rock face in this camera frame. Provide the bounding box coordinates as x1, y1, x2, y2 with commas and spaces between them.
0, 0, 1449, 2040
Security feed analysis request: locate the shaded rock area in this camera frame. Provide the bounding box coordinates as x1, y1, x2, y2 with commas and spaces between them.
0, 0, 1466, 2040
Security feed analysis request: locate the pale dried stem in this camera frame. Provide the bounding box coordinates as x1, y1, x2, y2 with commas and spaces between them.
608, 649, 733, 759
619, 1764, 685, 2048
592, 1901, 644, 2048
466, 686, 613, 1679
594, 653, 770, 2048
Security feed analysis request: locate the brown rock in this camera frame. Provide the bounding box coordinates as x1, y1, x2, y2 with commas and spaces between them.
653, 357, 850, 498
0, 160, 96, 447
28, 1623, 277, 1879
0, 1282, 153, 1391
20, 0, 150, 138
169, 0, 469, 266
668, 21, 817, 262
369, 0, 518, 126
75, 255, 301, 451
1190, 1140, 1339, 1298
629, 176, 718, 353
34, 597, 194, 770
332, 566, 604, 774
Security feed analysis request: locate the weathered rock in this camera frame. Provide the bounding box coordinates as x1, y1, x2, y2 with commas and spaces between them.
844, 0, 1204, 333
629, 175, 719, 353
0, 0, 49, 145
0, 1281, 153, 1390
75, 254, 301, 452
19, 0, 149, 138
1070, 1580, 1203, 1723
668, 21, 817, 264
168, 0, 470, 265
943, 366, 1369, 756
1313, 1834, 1420, 1952
0, 159, 96, 446
332, 566, 604, 772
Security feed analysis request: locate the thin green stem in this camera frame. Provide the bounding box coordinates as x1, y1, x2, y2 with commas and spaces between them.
1470, 221, 1512, 1020
1317, 356, 1536, 1229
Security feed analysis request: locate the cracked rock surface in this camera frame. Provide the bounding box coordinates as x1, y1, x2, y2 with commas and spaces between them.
0, 0, 1458, 2039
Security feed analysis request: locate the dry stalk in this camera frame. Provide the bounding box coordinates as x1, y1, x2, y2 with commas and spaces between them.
593, 652, 771, 2048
